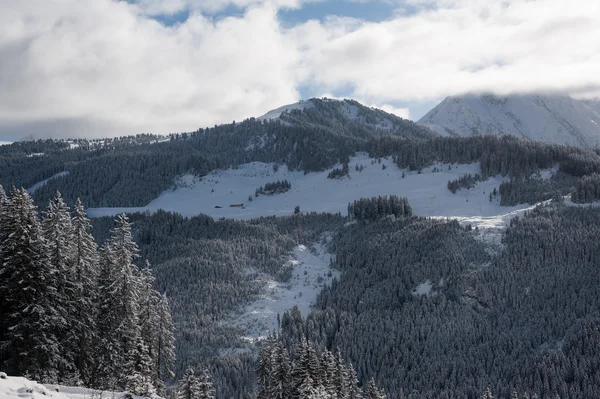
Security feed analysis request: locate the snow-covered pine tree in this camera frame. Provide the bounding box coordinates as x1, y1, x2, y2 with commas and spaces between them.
0, 184, 8, 362
139, 262, 160, 379
71, 198, 99, 385
123, 334, 155, 396
177, 368, 214, 399
196, 368, 215, 399
292, 338, 320, 399
345, 363, 362, 399
0, 188, 70, 382
334, 349, 350, 399
320, 350, 336, 396
257, 333, 276, 399
269, 339, 292, 399
481, 387, 494, 399
95, 214, 143, 390
94, 242, 122, 389
155, 293, 176, 393
177, 368, 201, 399
41, 191, 79, 382
363, 378, 386, 399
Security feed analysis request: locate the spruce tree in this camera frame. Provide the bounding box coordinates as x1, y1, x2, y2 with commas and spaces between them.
41, 191, 78, 382
71, 198, 99, 385
177, 368, 203, 399
95, 214, 142, 390
155, 293, 176, 392
0, 188, 69, 382
364, 378, 386, 399
196, 368, 215, 399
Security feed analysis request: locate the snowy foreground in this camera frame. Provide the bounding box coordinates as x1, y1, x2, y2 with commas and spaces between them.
0, 375, 145, 399
87, 152, 540, 228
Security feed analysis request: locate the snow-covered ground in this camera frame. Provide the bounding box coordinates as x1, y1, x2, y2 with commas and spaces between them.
228, 240, 338, 341
87, 152, 538, 225
418, 94, 600, 148
0, 375, 145, 399
27, 171, 69, 194
257, 100, 313, 121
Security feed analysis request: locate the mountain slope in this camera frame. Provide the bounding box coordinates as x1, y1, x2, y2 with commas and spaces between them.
261, 98, 434, 139
418, 94, 600, 147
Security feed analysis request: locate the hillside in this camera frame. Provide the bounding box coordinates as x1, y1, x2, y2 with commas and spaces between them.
418, 93, 600, 147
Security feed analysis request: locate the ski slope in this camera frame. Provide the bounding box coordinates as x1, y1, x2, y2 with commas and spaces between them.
87, 152, 537, 224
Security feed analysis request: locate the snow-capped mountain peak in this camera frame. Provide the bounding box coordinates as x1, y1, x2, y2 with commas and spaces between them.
418, 93, 600, 147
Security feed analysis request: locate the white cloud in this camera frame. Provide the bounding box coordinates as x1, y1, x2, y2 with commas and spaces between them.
293, 0, 600, 104
0, 0, 598, 138
0, 0, 301, 137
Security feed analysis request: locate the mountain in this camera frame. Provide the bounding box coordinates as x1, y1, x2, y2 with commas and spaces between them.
418, 93, 600, 147
259, 98, 434, 139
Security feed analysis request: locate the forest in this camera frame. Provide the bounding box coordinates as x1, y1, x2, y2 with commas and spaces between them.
4, 101, 600, 398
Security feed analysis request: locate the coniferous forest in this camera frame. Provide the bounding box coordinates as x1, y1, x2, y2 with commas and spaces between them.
4, 99, 600, 399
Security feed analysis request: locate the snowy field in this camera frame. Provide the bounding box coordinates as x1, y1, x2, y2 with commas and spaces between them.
0, 374, 144, 399
227, 239, 337, 341
87, 152, 538, 225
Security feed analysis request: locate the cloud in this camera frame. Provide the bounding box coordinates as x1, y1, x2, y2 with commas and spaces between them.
0, 0, 598, 139
0, 0, 301, 138
293, 0, 600, 104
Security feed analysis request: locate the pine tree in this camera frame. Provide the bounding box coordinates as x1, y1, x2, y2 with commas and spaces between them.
123, 334, 155, 396
481, 387, 494, 399
155, 293, 176, 393
269, 339, 292, 399
95, 214, 142, 390
177, 368, 214, 399
41, 191, 78, 382
139, 262, 160, 377
364, 378, 386, 399
71, 198, 99, 385
334, 349, 350, 399
177, 368, 201, 399
0, 188, 69, 382
196, 368, 215, 399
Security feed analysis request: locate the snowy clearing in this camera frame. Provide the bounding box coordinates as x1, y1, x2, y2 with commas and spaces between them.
228, 239, 338, 341
87, 153, 539, 225
412, 280, 434, 297
27, 171, 70, 194
0, 375, 148, 399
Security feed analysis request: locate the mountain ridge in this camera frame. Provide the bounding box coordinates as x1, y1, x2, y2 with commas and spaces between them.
418, 93, 600, 147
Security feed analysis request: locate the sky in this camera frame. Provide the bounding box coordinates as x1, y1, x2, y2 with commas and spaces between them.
0, 0, 599, 140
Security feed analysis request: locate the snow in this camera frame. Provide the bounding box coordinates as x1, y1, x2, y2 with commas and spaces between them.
0, 375, 151, 399
27, 172, 70, 194
87, 153, 533, 223
412, 280, 434, 296
0, 141, 12, 146
257, 100, 313, 121
228, 240, 338, 341
418, 94, 600, 148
